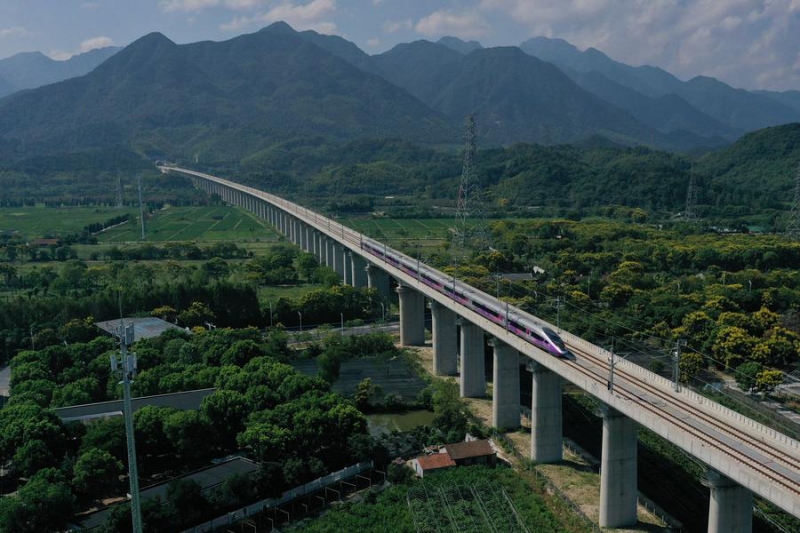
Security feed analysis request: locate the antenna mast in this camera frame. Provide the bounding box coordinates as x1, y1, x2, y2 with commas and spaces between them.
110, 298, 143, 533
787, 163, 800, 239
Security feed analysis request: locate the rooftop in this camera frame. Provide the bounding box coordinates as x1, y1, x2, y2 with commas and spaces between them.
95, 316, 185, 342
445, 439, 495, 461
416, 453, 456, 471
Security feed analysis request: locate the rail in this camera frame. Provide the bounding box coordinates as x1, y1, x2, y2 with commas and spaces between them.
162, 165, 800, 519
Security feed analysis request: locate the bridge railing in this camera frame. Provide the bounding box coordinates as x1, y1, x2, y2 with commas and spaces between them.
174, 166, 800, 454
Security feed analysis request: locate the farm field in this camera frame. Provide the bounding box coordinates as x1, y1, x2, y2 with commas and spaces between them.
344, 217, 486, 241
0, 206, 138, 239
98, 205, 276, 242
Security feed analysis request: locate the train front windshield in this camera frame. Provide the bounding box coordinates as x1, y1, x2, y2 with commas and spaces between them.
543, 328, 566, 351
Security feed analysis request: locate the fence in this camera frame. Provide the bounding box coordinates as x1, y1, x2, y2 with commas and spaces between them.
181, 461, 374, 533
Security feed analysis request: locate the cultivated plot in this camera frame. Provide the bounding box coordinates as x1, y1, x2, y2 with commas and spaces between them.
98, 206, 273, 242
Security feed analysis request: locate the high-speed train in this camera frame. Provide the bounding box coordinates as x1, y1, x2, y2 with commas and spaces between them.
360, 238, 572, 358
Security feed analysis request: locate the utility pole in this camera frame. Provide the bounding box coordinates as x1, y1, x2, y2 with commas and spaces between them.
110, 314, 143, 533
672, 339, 686, 392
787, 163, 800, 239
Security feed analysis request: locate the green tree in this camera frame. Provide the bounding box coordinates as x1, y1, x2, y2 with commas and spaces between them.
0, 471, 76, 533
735, 361, 761, 393
432, 381, 467, 438
164, 411, 215, 460
201, 389, 249, 448
134, 405, 175, 457
177, 302, 215, 328
753, 328, 799, 367
73, 448, 123, 495
756, 370, 784, 393
13, 439, 57, 477
679, 351, 704, 382
80, 417, 127, 462
166, 478, 207, 525
712, 326, 757, 369
354, 378, 383, 411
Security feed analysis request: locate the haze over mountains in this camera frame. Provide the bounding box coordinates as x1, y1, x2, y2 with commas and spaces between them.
0, 22, 797, 164
0, 47, 119, 99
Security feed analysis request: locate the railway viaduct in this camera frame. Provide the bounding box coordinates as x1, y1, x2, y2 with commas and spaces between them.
161, 165, 800, 532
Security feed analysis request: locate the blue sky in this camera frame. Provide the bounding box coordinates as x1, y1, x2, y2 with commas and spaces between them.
1, 1, 798, 91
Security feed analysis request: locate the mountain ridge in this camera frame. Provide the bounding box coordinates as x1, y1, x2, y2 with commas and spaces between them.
0, 46, 120, 99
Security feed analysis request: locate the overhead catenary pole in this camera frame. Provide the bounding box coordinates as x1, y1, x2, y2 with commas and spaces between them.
673, 339, 686, 392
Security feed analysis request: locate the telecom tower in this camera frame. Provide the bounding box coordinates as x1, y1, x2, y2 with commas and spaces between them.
453, 115, 488, 252
787, 163, 800, 239
684, 166, 699, 222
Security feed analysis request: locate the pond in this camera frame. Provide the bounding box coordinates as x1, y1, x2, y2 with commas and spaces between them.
366, 410, 436, 437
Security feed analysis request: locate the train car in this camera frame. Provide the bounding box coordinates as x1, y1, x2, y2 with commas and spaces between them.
360, 237, 572, 359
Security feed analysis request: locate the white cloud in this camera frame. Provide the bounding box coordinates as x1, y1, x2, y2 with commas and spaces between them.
47, 50, 73, 61
366, 37, 380, 47
480, 0, 800, 91
220, 0, 337, 33
80, 36, 114, 53
159, 0, 220, 13
382, 19, 412, 34
415, 10, 490, 39
0, 27, 30, 38
81, 2, 101, 9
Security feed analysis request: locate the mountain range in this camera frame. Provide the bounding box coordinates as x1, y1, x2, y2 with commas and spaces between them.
0, 47, 119, 99
0, 22, 798, 164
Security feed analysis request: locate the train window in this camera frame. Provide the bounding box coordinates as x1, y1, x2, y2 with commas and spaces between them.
543, 328, 566, 350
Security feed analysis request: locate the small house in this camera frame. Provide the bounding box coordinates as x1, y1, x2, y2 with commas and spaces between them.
411, 452, 456, 478
444, 439, 497, 467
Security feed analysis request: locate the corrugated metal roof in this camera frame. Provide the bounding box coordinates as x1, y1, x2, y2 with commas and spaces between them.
95, 316, 186, 342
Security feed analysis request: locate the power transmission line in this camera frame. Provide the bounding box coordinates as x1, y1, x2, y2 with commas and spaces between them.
453, 114, 489, 255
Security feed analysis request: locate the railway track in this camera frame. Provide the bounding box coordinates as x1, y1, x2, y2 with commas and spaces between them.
166, 165, 800, 517
565, 343, 800, 495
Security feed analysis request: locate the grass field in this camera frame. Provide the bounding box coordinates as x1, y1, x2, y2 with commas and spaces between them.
0, 206, 138, 239
344, 217, 457, 240
98, 205, 278, 242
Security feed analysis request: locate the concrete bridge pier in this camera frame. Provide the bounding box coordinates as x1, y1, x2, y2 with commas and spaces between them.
350, 254, 367, 288
491, 338, 520, 430
528, 361, 562, 463
397, 284, 425, 346
366, 265, 391, 297
324, 238, 333, 268
458, 318, 485, 398
332, 244, 345, 279
302, 225, 310, 252
430, 301, 457, 376
599, 405, 638, 528
702, 470, 753, 533
341, 246, 350, 285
